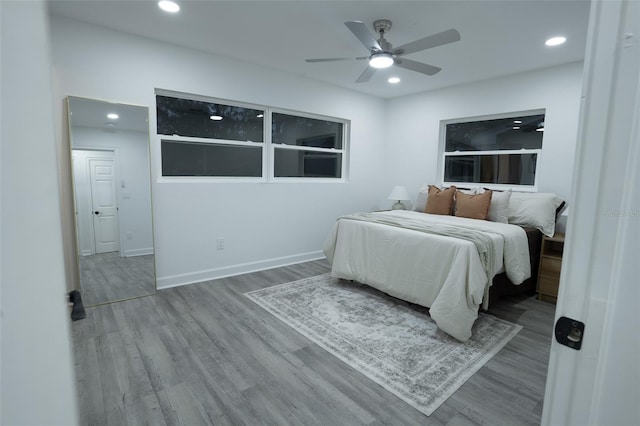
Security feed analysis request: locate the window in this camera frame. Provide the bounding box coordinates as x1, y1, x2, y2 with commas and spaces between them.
157, 95, 264, 142
442, 112, 544, 188
157, 95, 264, 178
161, 141, 262, 177
272, 113, 344, 179
156, 92, 348, 180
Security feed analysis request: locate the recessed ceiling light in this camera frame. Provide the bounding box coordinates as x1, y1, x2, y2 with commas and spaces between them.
513, 126, 521, 130
158, 1, 180, 13
388, 77, 401, 84
545, 36, 566, 47
210, 115, 223, 121
106, 123, 116, 127
107, 113, 119, 120
513, 120, 522, 124
256, 114, 264, 118
536, 127, 545, 132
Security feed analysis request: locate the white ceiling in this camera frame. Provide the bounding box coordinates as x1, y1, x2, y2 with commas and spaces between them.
68, 96, 149, 133
49, 0, 591, 99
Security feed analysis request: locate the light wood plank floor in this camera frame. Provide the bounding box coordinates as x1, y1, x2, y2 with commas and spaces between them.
71, 259, 556, 425
79, 252, 155, 307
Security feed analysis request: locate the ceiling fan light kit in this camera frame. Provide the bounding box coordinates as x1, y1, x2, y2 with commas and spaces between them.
369, 52, 394, 69
305, 19, 461, 83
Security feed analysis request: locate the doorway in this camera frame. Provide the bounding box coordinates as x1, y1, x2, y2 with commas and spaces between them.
71, 149, 119, 256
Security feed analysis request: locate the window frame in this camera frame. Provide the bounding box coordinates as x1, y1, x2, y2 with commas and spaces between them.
155, 89, 349, 183
269, 107, 349, 183
439, 109, 545, 191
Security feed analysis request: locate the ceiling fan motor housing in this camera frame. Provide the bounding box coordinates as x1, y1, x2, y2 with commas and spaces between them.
379, 39, 393, 51
373, 20, 393, 52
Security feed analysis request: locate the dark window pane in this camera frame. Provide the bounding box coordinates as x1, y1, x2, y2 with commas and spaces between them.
162, 140, 262, 177
444, 154, 537, 185
157, 95, 264, 142
445, 114, 544, 152
272, 113, 343, 149
274, 149, 342, 178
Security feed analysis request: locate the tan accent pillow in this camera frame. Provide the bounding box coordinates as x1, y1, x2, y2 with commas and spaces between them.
424, 185, 456, 215
455, 190, 493, 220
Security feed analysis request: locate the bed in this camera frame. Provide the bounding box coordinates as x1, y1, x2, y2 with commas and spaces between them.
323, 187, 565, 341
324, 185, 564, 341
323, 210, 538, 341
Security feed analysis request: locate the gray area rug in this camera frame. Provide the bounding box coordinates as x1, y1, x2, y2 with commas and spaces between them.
245, 273, 522, 416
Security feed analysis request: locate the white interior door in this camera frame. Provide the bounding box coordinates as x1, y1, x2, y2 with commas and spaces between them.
89, 158, 119, 254
542, 1, 640, 425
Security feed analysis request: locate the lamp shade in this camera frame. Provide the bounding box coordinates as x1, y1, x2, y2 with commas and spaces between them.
388, 186, 410, 201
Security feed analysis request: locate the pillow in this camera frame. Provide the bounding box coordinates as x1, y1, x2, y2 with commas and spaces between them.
415, 185, 476, 212
457, 186, 480, 195
424, 185, 456, 215
455, 190, 493, 220
477, 188, 512, 223
414, 184, 430, 212
508, 192, 565, 236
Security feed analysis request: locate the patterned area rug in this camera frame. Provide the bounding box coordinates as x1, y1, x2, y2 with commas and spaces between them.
245, 274, 522, 416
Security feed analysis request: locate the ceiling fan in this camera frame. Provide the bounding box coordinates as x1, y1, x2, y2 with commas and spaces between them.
305, 20, 460, 83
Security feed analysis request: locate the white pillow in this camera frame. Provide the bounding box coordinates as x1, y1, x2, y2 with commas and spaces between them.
414, 184, 429, 212
477, 188, 511, 223
458, 186, 480, 195
508, 192, 564, 236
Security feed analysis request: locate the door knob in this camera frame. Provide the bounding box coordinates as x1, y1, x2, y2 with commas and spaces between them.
94, 211, 100, 215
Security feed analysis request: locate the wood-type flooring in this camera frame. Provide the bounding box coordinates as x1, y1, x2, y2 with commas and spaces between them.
72, 259, 556, 425
79, 252, 155, 307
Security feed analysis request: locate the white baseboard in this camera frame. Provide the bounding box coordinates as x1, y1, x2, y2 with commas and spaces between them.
124, 247, 154, 257
156, 251, 325, 290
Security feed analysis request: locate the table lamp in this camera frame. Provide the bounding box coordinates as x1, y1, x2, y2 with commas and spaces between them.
388, 186, 410, 210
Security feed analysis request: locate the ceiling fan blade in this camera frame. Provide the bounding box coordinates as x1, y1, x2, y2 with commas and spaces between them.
393, 28, 461, 56
306, 57, 355, 63
395, 58, 441, 76
345, 21, 382, 52
355, 66, 376, 83
305, 56, 368, 63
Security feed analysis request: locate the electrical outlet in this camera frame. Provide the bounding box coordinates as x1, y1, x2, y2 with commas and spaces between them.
216, 238, 224, 250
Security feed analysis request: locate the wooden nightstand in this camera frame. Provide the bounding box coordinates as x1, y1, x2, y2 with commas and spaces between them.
537, 232, 565, 303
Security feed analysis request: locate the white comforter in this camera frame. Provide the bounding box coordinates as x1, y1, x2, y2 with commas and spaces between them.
323, 210, 531, 341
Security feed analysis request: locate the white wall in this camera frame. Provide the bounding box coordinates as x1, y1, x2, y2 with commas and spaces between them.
386, 62, 584, 208
0, 1, 78, 424
48, 15, 584, 292
72, 127, 154, 257
49, 15, 388, 288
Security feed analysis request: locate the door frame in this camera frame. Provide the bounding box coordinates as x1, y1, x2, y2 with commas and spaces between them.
70, 147, 123, 257
542, 0, 640, 424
